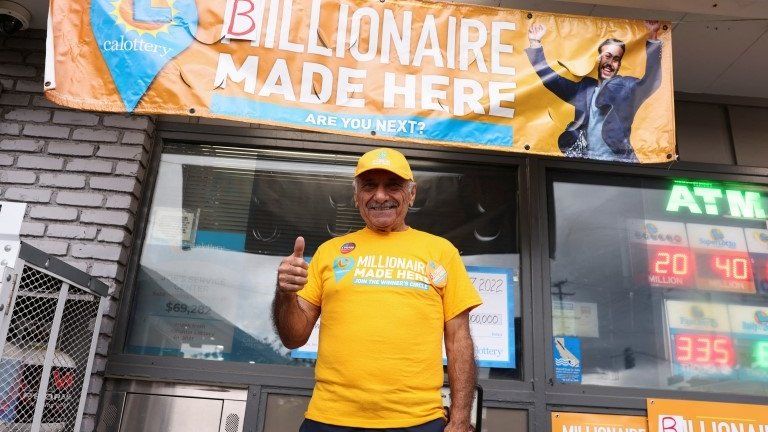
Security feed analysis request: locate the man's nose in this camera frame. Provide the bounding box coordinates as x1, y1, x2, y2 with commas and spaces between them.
373, 185, 389, 200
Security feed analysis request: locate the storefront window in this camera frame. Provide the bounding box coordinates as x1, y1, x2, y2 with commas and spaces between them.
549, 172, 768, 396
126, 144, 521, 378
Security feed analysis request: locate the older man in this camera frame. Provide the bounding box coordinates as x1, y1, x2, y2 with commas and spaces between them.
272, 148, 482, 432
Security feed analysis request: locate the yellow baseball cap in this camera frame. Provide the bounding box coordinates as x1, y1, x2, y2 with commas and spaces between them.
354, 148, 414, 181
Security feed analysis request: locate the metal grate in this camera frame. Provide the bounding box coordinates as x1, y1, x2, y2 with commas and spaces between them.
17, 266, 62, 295
41, 297, 99, 429
0, 264, 104, 431
0, 267, 60, 429
98, 402, 119, 431
224, 413, 239, 432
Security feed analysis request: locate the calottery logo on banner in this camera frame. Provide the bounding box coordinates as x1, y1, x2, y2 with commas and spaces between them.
648, 399, 768, 432
552, 412, 648, 432
45, 0, 675, 163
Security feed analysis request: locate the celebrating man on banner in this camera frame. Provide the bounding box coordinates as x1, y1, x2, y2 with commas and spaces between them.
272, 148, 482, 432
526, 20, 663, 162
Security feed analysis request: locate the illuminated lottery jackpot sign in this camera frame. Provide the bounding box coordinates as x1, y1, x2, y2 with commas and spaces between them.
745, 228, 768, 293
627, 219, 692, 288
665, 300, 768, 380
628, 220, 758, 293
686, 224, 754, 293
665, 301, 735, 378
728, 304, 768, 381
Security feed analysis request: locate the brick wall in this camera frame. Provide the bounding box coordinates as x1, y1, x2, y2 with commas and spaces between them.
1, 29, 153, 431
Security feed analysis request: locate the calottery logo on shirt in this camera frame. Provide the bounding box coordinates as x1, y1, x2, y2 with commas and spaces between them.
340, 242, 356, 254
333, 256, 355, 281
349, 255, 431, 290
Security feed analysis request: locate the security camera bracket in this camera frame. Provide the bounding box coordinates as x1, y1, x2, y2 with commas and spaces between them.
0, 0, 32, 31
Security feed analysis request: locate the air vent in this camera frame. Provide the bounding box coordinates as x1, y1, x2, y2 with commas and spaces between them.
225, 413, 240, 432
99, 403, 119, 430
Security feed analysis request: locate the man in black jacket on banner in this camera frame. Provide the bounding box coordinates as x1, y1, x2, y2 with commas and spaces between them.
525, 20, 663, 162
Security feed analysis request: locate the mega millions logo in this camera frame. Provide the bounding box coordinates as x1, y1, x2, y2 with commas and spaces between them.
91, 0, 199, 111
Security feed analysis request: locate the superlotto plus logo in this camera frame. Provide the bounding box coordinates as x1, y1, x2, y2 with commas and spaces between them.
91, 0, 199, 111
698, 228, 737, 249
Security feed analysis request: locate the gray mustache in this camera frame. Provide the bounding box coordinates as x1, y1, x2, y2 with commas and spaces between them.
367, 201, 399, 210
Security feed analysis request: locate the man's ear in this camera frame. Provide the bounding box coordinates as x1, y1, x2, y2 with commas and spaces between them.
409, 184, 417, 206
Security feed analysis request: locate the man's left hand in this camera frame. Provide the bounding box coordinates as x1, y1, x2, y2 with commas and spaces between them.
644, 20, 660, 40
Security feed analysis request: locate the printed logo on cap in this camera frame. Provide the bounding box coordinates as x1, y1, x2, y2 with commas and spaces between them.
372, 150, 391, 166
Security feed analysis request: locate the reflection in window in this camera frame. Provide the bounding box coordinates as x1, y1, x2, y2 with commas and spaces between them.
549, 173, 768, 396
126, 144, 521, 379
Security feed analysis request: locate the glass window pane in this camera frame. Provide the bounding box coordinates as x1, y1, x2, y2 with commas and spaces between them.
263, 394, 310, 432
549, 172, 768, 396
126, 144, 521, 378
481, 408, 527, 432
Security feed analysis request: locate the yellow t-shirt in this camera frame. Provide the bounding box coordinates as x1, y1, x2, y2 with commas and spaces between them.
297, 227, 483, 428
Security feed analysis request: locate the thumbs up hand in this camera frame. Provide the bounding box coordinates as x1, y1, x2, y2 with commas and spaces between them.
277, 237, 309, 293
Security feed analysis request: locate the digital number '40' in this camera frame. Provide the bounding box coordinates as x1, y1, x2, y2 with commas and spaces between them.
711, 255, 751, 280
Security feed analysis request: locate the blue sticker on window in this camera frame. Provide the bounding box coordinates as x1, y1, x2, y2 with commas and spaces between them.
553, 336, 582, 383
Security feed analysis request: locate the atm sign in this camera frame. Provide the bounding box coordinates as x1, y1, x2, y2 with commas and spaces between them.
666, 184, 767, 220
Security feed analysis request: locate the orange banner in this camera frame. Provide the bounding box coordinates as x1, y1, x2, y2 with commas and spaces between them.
45, 0, 675, 163
552, 412, 648, 432
648, 398, 768, 432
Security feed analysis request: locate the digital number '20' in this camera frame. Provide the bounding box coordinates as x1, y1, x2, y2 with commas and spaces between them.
654, 251, 689, 275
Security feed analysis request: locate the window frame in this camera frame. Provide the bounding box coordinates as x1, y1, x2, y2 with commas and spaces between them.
106, 121, 768, 430
108, 123, 535, 402
533, 157, 768, 413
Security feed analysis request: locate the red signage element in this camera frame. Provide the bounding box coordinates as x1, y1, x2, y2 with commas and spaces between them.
694, 251, 755, 293
673, 333, 735, 368
340, 242, 356, 254
646, 245, 694, 288
52, 370, 75, 390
